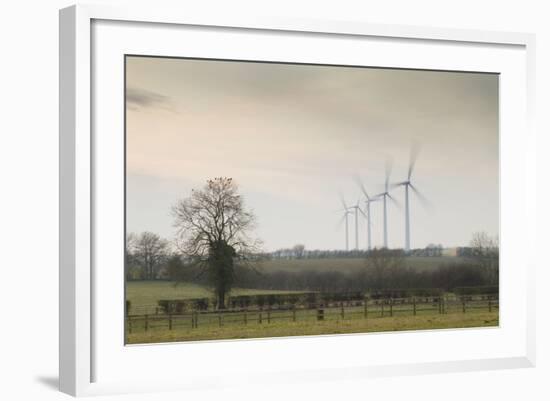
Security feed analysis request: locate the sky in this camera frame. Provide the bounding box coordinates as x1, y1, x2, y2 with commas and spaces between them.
125, 56, 499, 252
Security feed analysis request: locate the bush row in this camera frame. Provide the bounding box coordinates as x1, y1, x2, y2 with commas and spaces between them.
453, 285, 498, 295
154, 288, 477, 313
157, 298, 210, 314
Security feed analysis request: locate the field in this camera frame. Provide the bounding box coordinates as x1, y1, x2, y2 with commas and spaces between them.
257, 256, 467, 274
126, 310, 498, 344
125, 256, 493, 344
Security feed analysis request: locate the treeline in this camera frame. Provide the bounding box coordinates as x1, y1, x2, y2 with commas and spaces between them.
127, 231, 499, 292
231, 263, 495, 293
124, 235, 448, 280
166, 248, 498, 294
267, 244, 445, 260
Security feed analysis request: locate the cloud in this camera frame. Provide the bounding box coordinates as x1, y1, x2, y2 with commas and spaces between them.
126, 87, 174, 111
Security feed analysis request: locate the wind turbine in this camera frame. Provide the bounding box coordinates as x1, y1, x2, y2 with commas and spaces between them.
354, 177, 378, 251
393, 145, 431, 253
337, 196, 354, 251
348, 199, 362, 250
375, 160, 399, 249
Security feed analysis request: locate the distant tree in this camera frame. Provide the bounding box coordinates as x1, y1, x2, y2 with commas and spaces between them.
129, 232, 169, 280
365, 248, 406, 289
293, 244, 305, 259
125, 232, 140, 280
172, 177, 262, 309
165, 254, 188, 282
469, 231, 499, 285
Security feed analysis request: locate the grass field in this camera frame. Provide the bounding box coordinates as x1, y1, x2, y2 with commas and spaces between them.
126, 310, 498, 344
257, 256, 467, 274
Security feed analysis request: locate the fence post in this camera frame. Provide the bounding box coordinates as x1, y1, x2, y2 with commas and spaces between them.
244, 310, 247, 325
381, 302, 384, 317
462, 297, 466, 313
218, 313, 222, 327
340, 303, 345, 319
144, 314, 149, 332
390, 299, 393, 317
413, 297, 416, 316
293, 307, 296, 322
364, 301, 368, 319
317, 308, 324, 321
168, 314, 173, 330
128, 317, 132, 334
267, 310, 271, 324
259, 312, 262, 324
488, 300, 492, 312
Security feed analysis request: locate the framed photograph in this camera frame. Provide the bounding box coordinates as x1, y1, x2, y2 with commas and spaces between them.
59, 4, 536, 397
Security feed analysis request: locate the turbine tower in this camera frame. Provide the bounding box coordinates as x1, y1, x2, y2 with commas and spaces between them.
355, 178, 378, 251
338, 196, 354, 251
375, 160, 397, 249
393, 145, 430, 253
349, 200, 361, 250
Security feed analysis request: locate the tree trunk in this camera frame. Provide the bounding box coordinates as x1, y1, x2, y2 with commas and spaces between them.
218, 288, 226, 309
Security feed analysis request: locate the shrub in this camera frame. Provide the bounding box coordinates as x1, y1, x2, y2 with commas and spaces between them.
158, 299, 186, 314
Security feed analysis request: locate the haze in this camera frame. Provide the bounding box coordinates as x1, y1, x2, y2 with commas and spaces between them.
126, 56, 498, 252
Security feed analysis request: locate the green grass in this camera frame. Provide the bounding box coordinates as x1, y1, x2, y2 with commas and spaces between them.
126, 310, 498, 344
126, 281, 305, 314
257, 256, 468, 274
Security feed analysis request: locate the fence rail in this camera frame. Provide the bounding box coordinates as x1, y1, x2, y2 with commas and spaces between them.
125, 294, 499, 334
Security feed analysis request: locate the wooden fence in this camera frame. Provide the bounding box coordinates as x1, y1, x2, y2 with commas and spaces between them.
126, 294, 498, 334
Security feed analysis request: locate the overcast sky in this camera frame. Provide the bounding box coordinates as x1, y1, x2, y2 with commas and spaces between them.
126, 56, 499, 252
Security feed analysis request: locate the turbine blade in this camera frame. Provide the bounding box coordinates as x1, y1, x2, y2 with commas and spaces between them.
353, 175, 370, 199
408, 142, 421, 180
358, 207, 367, 218
390, 181, 407, 189
369, 195, 382, 202
339, 192, 348, 210
410, 184, 433, 210
385, 158, 393, 192
388, 193, 403, 210
335, 214, 346, 230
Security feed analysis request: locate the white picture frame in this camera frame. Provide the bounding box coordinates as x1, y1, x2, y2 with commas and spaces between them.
59, 4, 536, 397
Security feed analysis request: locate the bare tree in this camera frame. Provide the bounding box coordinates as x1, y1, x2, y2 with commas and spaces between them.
172, 177, 262, 309
470, 231, 499, 285
125, 232, 139, 280
129, 232, 169, 280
